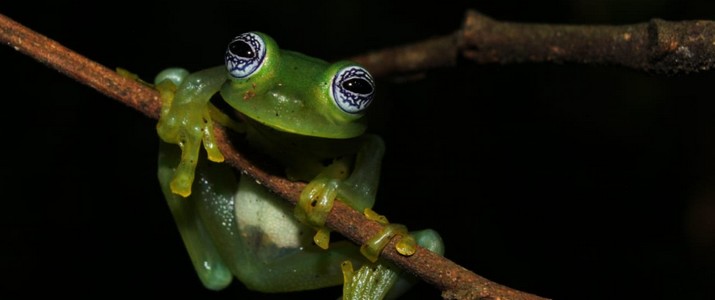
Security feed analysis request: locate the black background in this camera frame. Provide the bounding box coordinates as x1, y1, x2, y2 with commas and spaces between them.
2, 1, 714, 299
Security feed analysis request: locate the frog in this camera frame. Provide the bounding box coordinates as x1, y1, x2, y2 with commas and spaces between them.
155, 31, 444, 298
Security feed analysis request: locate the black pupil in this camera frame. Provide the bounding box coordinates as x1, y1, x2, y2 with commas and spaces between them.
342, 78, 373, 94
229, 40, 255, 59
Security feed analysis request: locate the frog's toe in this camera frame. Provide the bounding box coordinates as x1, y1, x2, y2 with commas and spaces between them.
170, 167, 195, 197
395, 233, 417, 256
155, 68, 190, 87
360, 223, 413, 263
313, 228, 331, 250
200, 120, 225, 163
341, 260, 397, 300
167, 134, 203, 197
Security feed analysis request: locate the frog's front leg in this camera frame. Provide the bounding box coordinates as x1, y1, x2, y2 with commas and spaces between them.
295, 134, 384, 249
156, 66, 227, 197
296, 134, 421, 262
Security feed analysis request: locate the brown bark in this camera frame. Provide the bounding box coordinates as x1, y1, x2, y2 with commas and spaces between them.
352, 10, 715, 77
13, 8, 713, 299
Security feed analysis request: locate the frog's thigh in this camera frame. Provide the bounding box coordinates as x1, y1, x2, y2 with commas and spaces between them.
158, 143, 233, 290
198, 173, 365, 292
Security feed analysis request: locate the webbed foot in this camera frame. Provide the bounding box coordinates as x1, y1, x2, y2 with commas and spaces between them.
155, 68, 225, 197
341, 229, 445, 299
360, 209, 416, 262
341, 260, 397, 300
295, 177, 339, 249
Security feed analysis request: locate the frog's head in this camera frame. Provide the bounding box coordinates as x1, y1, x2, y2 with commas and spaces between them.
220, 32, 375, 139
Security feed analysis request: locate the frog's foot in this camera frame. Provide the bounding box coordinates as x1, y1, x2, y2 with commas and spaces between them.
116, 68, 153, 87
155, 73, 224, 197
360, 209, 417, 263
295, 177, 339, 249
341, 260, 398, 300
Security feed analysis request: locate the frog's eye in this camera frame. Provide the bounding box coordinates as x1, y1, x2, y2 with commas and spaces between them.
225, 32, 267, 79
331, 66, 375, 114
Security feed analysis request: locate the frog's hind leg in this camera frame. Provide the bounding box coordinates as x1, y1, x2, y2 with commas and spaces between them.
158, 142, 233, 290
163, 149, 446, 297
162, 142, 360, 292
195, 171, 367, 292
339, 229, 444, 300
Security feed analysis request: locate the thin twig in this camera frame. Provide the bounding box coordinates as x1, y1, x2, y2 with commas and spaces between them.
0, 12, 546, 300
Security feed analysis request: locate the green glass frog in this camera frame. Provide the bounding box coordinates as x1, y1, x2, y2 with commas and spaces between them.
155, 32, 444, 298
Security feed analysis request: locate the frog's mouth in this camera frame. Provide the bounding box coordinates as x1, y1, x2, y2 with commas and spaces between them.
212, 97, 366, 139
237, 109, 366, 139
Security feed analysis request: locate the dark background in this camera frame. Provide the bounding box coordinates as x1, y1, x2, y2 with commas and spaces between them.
2, 1, 714, 299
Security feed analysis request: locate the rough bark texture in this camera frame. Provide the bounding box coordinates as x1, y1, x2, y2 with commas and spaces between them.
352, 10, 715, 77
461, 10, 715, 74
0, 12, 547, 300
9, 7, 715, 299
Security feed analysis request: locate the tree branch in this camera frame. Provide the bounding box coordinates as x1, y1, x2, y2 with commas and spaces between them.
0, 8, 542, 299
351, 10, 715, 75
0, 11, 547, 300
10, 6, 713, 299
17, 7, 715, 299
